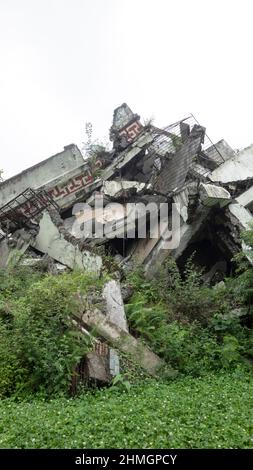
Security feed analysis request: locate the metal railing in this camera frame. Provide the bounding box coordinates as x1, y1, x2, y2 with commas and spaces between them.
0, 188, 59, 229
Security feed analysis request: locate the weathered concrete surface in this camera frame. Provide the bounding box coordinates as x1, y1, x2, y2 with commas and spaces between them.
132, 218, 169, 265
31, 211, 102, 275
110, 103, 143, 149
190, 162, 211, 179
20, 254, 68, 273
144, 207, 210, 277
102, 280, 128, 332
210, 143, 253, 184
173, 187, 189, 222
110, 103, 140, 133
102, 180, 145, 198
227, 202, 253, 265
203, 139, 235, 169
70, 197, 161, 243
0, 228, 34, 268
199, 183, 231, 207
0, 239, 10, 268
0, 145, 84, 208
102, 132, 154, 181
79, 308, 163, 376
171, 208, 210, 260
109, 348, 120, 376
228, 202, 253, 230
236, 186, 253, 209
86, 352, 110, 382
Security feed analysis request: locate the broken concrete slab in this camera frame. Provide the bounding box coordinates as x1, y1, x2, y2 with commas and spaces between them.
78, 308, 163, 376
102, 180, 146, 199
199, 183, 231, 207
210, 143, 253, 184
131, 217, 170, 265
101, 131, 154, 181
71, 321, 120, 385
144, 207, 210, 277
31, 211, 102, 275
109, 348, 120, 376
85, 351, 110, 382
236, 185, 253, 210
102, 280, 128, 332
228, 202, 253, 230
0, 228, 35, 268
2, 102, 252, 312
20, 253, 68, 274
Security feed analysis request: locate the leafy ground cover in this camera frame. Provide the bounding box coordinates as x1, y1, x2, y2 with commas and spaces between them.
1, 371, 253, 449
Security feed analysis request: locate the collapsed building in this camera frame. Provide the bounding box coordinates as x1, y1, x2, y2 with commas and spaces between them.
1, 103, 253, 384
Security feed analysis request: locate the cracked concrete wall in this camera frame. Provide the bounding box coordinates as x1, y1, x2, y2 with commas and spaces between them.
31, 211, 102, 275
0, 145, 84, 208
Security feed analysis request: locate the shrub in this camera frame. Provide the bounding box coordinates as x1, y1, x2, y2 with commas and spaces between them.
126, 257, 252, 376
128, 257, 230, 325
0, 270, 106, 397
0, 320, 28, 397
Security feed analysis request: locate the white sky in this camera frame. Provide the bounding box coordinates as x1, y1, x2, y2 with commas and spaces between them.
0, 0, 253, 178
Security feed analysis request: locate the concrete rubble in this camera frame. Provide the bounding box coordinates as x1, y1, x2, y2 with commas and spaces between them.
2, 102, 253, 383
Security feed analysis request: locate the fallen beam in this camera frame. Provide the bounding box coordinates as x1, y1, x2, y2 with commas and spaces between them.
76, 308, 163, 376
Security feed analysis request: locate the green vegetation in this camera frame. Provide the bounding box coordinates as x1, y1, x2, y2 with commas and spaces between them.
1, 228, 253, 448
0, 371, 252, 449
125, 257, 253, 377
0, 267, 106, 397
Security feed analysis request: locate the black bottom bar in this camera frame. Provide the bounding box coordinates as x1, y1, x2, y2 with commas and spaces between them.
0, 449, 252, 468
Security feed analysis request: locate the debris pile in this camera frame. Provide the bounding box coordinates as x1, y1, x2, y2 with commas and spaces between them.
1, 103, 253, 383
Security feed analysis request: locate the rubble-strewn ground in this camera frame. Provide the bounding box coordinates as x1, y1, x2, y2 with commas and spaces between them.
1, 372, 253, 449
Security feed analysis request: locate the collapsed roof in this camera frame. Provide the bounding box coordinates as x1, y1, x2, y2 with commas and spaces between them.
1, 103, 252, 271
1, 103, 253, 381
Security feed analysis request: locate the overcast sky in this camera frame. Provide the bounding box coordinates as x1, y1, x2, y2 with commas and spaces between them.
0, 0, 253, 178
